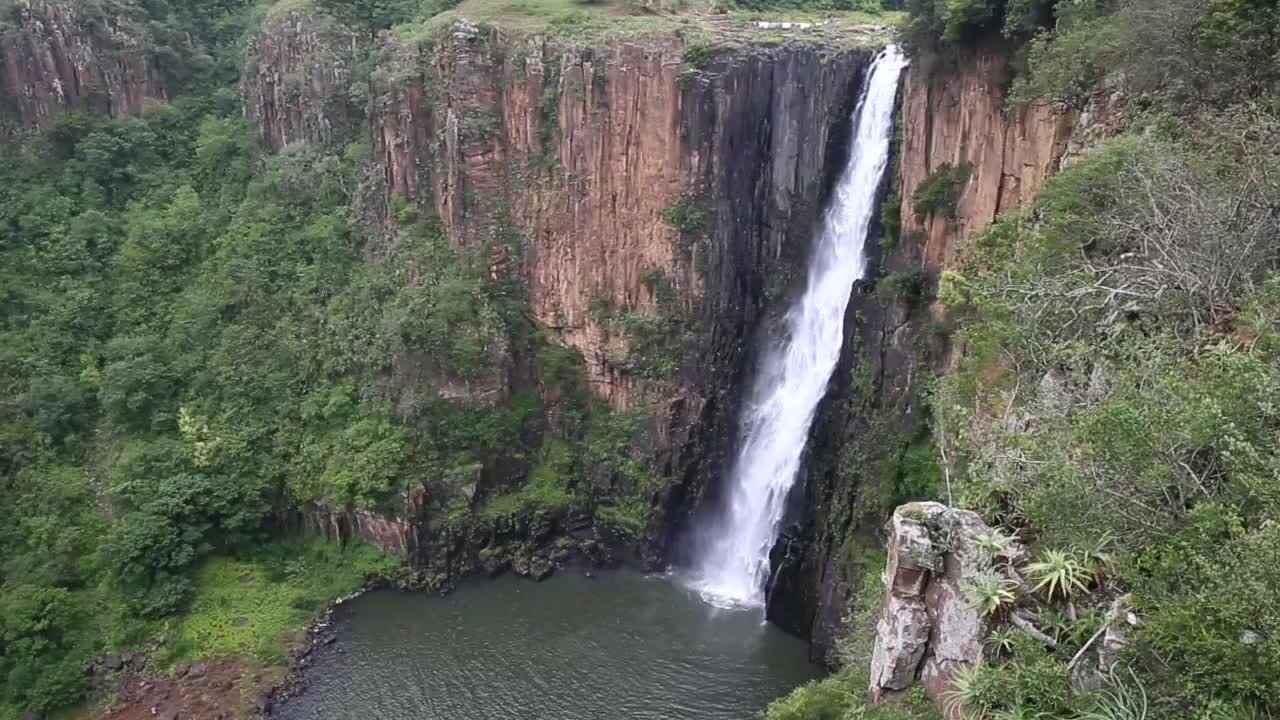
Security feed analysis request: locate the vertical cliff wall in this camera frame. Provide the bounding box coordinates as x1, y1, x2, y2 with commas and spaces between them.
0, 0, 164, 135
768, 46, 1125, 662
366, 25, 872, 410
895, 48, 1125, 272
359, 23, 881, 566
240, 4, 358, 152
239, 9, 889, 584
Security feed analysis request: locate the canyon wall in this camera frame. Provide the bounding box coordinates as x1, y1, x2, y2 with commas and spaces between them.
896, 49, 1126, 272
241, 4, 358, 152
359, 23, 879, 572
0, 0, 163, 135
240, 10, 885, 586
769, 47, 1125, 662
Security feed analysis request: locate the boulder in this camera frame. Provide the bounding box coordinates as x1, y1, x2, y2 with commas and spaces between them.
869, 502, 1023, 717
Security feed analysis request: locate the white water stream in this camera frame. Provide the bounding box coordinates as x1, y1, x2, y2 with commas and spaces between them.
691, 45, 908, 609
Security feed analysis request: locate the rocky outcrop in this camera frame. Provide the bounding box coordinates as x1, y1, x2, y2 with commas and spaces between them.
0, 0, 163, 135
869, 502, 1020, 714
241, 3, 358, 151
304, 490, 426, 560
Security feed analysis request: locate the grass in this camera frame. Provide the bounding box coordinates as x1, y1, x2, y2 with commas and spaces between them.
159, 537, 397, 666
400, 0, 900, 46
480, 439, 579, 518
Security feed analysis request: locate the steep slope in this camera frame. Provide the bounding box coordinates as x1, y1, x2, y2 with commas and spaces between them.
242, 8, 896, 591
0, 0, 164, 134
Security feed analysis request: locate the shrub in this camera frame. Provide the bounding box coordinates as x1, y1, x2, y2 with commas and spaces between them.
765, 676, 855, 720
662, 194, 709, 234
912, 162, 971, 221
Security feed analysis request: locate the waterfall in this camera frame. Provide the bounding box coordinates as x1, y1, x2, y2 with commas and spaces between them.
691, 45, 908, 609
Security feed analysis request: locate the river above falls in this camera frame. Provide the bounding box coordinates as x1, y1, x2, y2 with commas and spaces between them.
277, 571, 821, 720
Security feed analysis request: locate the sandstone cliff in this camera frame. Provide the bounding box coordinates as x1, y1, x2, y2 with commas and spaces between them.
896, 48, 1127, 271
0, 0, 163, 135
359, 23, 883, 575
241, 3, 358, 151
239, 8, 888, 587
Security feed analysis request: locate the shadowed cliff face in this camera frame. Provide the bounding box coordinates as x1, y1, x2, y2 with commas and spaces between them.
0, 0, 163, 135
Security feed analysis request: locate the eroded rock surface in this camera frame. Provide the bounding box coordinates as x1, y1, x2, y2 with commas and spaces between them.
870, 502, 1018, 714
0, 0, 163, 134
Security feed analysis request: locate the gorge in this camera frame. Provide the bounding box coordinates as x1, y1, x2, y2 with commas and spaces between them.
5, 1, 1278, 719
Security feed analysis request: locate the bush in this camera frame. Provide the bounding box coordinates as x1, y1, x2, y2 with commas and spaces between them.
912, 162, 971, 221
662, 194, 709, 234
765, 677, 855, 720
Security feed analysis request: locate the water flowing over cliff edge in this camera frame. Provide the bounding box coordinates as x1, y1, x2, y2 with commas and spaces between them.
689, 45, 906, 611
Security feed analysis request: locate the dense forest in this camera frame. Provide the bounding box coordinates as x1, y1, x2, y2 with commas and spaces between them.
773, 1, 1280, 719
0, 0, 663, 715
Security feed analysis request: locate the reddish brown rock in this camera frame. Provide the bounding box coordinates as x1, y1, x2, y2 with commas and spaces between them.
240, 3, 358, 151
0, 0, 163, 134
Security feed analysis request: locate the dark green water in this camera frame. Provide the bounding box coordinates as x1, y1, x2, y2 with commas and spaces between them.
278, 572, 821, 720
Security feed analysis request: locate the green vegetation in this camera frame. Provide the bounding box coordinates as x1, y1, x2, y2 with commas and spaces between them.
0, 1, 672, 715
911, 161, 970, 221
775, 3, 1280, 720
927, 62, 1280, 720
164, 538, 397, 664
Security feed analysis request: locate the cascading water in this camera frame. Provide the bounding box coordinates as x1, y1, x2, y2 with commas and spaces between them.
691, 45, 908, 609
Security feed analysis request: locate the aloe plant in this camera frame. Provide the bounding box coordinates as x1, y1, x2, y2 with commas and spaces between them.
1027, 548, 1092, 599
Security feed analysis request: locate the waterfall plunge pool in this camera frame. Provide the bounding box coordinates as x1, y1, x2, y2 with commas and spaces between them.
277, 571, 821, 720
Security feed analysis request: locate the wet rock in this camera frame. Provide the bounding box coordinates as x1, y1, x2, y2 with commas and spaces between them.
529, 555, 555, 582
105, 654, 124, 672
253, 688, 275, 716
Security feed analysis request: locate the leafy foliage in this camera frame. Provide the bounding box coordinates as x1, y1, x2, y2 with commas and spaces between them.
1025, 549, 1091, 600
934, 106, 1280, 719
912, 162, 971, 221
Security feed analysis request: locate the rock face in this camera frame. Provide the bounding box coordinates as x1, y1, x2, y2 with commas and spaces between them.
240, 5, 358, 151
869, 502, 1013, 715
0, 0, 163, 135
767, 46, 1127, 662
239, 17, 880, 588
358, 24, 878, 573
896, 48, 1128, 272
366, 24, 872, 413
896, 49, 1073, 271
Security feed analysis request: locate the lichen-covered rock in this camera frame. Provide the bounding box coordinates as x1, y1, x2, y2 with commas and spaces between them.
870, 502, 1020, 715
